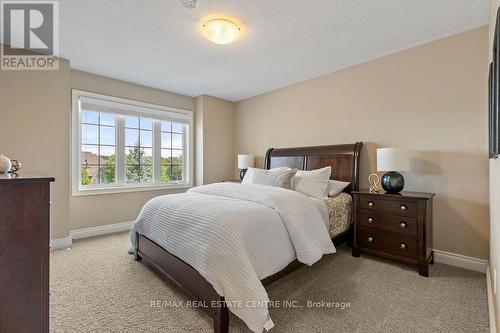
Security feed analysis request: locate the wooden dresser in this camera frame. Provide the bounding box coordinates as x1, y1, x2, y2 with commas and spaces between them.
352, 190, 435, 276
0, 174, 54, 332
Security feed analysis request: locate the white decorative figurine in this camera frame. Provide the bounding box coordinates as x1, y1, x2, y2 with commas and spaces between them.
368, 173, 380, 193
0, 155, 12, 173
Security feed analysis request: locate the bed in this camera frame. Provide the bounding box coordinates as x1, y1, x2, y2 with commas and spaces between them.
132, 142, 362, 333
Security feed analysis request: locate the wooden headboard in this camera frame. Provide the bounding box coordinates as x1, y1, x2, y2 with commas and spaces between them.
264, 142, 363, 193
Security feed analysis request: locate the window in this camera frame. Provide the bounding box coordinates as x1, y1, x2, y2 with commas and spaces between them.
81, 111, 116, 185
72, 90, 193, 195
124, 116, 153, 183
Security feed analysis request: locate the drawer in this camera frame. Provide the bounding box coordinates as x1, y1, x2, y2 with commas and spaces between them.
358, 229, 417, 259
358, 210, 417, 236
359, 196, 418, 216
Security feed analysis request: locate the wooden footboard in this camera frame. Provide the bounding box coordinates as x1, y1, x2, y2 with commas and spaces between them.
134, 226, 352, 333
135, 233, 229, 333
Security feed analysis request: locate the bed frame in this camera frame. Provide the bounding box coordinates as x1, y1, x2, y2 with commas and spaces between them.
134, 142, 363, 333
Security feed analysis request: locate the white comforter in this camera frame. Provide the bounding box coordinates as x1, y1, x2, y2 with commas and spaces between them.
130, 183, 335, 333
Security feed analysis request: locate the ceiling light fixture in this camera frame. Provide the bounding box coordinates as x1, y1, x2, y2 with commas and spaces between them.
202, 19, 240, 45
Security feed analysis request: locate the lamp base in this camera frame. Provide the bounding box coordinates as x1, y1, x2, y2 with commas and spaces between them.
381, 171, 404, 194
239, 168, 248, 181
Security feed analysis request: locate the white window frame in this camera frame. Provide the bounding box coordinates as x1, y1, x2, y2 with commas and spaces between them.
71, 89, 193, 196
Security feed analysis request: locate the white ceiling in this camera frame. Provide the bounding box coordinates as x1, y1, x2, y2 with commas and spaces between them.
58, 0, 490, 101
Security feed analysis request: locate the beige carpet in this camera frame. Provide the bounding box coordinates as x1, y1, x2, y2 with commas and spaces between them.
50, 232, 489, 332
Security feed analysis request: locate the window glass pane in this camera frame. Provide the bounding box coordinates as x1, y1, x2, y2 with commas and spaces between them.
125, 164, 153, 183
81, 111, 117, 186
81, 164, 98, 185
81, 145, 99, 158
82, 111, 98, 124
140, 117, 153, 130
141, 148, 153, 165
100, 113, 115, 126
161, 149, 172, 164
100, 126, 115, 146
125, 116, 139, 129
172, 149, 183, 158
172, 149, 183, 165
140, 130, 153, 147
161, 165, 169, 182
126, 146, 141, 165
171, 165, 183, 181
126, 165, 140, 183
140, 165, 153, 183
161, 121, 171, 132
82, 124, 98, 144
100, 146, 115, 160
125, 129, 139, 147
172, 123, 183, 133
161, 133, 171, 148
99, 164, 115, 184
172, 133, 183, 149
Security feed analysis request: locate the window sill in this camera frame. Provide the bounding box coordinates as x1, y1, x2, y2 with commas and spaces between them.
72, 183, 192, 196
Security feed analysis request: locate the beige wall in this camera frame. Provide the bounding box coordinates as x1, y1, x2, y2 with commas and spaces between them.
489, 0, 500, 326
195, 95, 235, 185
69, 70, 195, 230
235, 26, 490, 260
0, 57, 71, 240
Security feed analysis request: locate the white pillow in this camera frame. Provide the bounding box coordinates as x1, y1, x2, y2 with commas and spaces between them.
292, 166, 331, 198
328, 179, 350, 197
242, 167, 290, 184
242, 167, 296, 189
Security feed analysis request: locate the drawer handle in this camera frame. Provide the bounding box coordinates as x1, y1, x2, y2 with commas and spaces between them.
400, 242, 407, 250
368, 217, 374, 223
368, 201, 374, 207
367, 237, 374, 243
400, 205, 407, 211
400, 222, 407, 228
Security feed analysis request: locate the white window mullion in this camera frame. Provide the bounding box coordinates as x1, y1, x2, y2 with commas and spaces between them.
116, 115, 126, 184
153, 120, 161, 183
182, 125, 187, 183
77, 102, 83, 187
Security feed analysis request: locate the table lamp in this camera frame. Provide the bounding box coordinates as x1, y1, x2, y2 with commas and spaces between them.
377, 148, 409, 194
238, 154, 254, 180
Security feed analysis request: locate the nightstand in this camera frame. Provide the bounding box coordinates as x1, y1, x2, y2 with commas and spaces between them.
352, 190, 435, 277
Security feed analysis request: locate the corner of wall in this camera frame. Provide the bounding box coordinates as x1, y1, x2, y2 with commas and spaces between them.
195, 95, 205, 186
194, 94, 236, 184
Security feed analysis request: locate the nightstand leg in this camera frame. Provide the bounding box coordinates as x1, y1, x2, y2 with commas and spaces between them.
347, 226, 354, 247
418, 264, 429, 277
352, 247, 360, 258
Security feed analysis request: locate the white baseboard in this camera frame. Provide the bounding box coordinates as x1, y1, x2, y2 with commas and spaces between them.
70, 220, 134, 240
50, 236, 72, 250
433, 249, 487, 273
487, 265, 497, 333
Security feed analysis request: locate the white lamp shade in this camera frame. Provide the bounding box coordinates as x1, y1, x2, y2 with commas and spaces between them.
238, 154, 254, 169
377, 148, 409, 172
